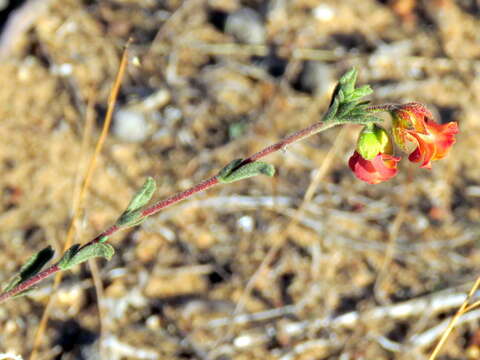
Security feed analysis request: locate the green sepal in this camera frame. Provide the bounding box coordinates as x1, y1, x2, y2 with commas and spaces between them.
357, 124, 393, 160
2, 246, 55, 292
58, 243, 115, 271
217, 159, 275, 184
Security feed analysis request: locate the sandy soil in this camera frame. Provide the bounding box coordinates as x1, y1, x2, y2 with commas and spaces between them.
1, 0, 480, 359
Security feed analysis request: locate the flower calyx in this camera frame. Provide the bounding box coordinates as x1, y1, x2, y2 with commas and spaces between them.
356, 124, 393, 160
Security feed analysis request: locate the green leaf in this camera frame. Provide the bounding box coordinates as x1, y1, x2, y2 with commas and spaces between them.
57, 244, 81, 270
339, 68, 357, 95
2, 246, 55, 292
125, 177, 156, 213
115, 177, 156, 229
58, 243, 115, 271
323, 68, 377, 126
217, 159, 244, 180
351, 85, 373, 99
115, 209, 144, 228
217, 160, 275, 184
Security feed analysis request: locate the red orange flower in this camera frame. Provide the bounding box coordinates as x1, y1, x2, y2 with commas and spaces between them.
405, 119, 458, 168
391, 103, 458, 169
349, 151, 401, 184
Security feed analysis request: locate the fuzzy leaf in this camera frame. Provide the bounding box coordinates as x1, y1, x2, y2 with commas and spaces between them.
58, 243, 115, 271
217, 159, 244, 180
115, 209, 144, 228
351, 85, 373, 99
217, 160, 275, 184
339, 68, 357, 95
2, 246, 55, 292
57, 244, 81, 270
125, 177, 156, 213
115, 177, 156, 229
323, 68, 377, 125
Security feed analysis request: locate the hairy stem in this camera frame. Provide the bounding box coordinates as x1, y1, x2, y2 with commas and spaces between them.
0, 118, 339, 303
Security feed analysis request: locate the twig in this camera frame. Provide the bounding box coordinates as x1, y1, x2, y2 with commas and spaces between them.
412, 309, 480, 350
428, 277, 480, 360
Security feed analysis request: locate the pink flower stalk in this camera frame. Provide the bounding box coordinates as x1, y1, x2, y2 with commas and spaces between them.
391, 102, 458, 169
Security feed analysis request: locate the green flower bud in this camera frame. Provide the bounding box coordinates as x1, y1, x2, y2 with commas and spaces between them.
356, 124, 393, 160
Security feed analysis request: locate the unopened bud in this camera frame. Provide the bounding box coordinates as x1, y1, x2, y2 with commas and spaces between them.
356, 124, 392, 160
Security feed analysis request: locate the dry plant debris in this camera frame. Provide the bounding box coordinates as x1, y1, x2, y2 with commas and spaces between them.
0, 0, 480, 359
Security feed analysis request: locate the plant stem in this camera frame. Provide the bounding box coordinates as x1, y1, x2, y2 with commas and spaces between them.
0, 118, 338, 303
366, 104, 397, 112
0, 265, 60, 303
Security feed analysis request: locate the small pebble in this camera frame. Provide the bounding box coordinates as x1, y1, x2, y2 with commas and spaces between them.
113, 108, 149, 142
237, 215, 254, 232
225, 8, 266, 45
146, 315, 161, 330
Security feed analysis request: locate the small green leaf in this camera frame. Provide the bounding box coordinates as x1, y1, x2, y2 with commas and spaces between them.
125, 177, 156, 213
115, 177, 156, 229
324, 96, 340, 122
57, 244, 81, 270
336, 101, 359, 119
339, 68, 357, 95
98, 235, 110, 243
324, 68, 376, 125
218, 161, 275, 184
351, 85, 373, 99
116, 209, 144, 228
217, 159, 244, 180
58, 243, 115, 271
2, 246, 55, 292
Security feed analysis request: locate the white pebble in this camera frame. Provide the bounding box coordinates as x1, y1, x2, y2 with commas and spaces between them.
225, 8, 266, 45
113, 109, 149, 142
237, 215, 254, 232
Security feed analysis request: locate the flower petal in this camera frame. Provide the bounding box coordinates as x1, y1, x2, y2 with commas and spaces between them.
349, 151, 400, 184
406, 120, 458, 168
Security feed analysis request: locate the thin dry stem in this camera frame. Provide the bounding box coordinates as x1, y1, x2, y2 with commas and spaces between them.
428, 276, 480, 360
29, 42, 131, 359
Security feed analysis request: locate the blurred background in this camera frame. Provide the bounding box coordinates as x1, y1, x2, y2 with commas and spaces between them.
0, 0, 479, 359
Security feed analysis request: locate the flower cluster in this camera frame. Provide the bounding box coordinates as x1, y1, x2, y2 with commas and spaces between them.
349, 103, 458, 184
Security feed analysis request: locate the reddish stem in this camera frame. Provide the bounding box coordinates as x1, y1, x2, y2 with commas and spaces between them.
0, 118, 339, 303
141, 176, 219, 218
366, 104, 397, 112
0, 265, 59, 303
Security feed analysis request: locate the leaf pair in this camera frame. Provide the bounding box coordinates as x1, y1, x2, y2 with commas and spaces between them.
1, 241, 116, 297
1, 246, 55, 296
324, 68, 379, 124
